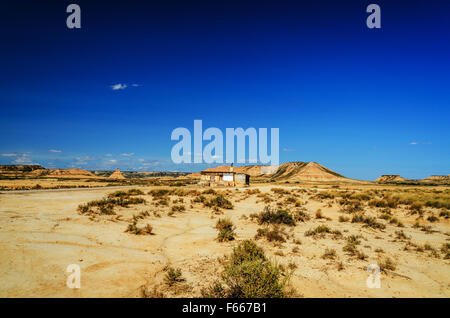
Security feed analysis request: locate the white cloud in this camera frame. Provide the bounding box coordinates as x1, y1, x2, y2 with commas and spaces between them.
131, 83, 140, 87
409, 142, 418, 145
121, 153, 135, 157
1, 153, 18, 157
72, 156, 95, 166
109, 159, 117, 163
282, 148, 295, 152
49, 149, 62, 153
12, 154, 33, 164
111, 83, 128, 90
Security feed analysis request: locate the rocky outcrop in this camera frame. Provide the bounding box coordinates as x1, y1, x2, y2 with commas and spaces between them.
108, 168, 125, 179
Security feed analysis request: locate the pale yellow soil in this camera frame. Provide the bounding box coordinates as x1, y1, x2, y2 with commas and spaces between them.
0, 179, 109, 189
0, 184, 449, 298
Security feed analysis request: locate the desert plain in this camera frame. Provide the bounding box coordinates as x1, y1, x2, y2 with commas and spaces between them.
0, 179, 449, 298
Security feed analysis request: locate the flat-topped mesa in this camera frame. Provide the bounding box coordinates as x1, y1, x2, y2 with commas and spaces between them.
422, 175, 450, 182
108, 168, 125, 179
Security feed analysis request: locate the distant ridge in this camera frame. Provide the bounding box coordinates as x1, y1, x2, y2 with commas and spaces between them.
422, 175, 450, 183
376, 175, 408, 183
239, 162, 349, 182
0, 165, 96, 178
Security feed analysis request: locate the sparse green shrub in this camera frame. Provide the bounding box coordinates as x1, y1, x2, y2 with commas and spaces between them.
439, 209, 449, 219
322, 248, 336, 259
257, 207, 295, 226
201, 240, 290, 298
171, 205, 186, 213
216, 218, 236, 242
164, 267, 184, 286
409, 202, 424, 214
342, 235, 362, 256
352, 214, 385, 230
379, 257, 396, 272
304, 225, 340, 238
148, 189, 171, 197
295, 210, 310, 222
339, 199, 364, 213
315, 209, 323, 219
270, 188, 290, 195
193, 195, 206, 203
441, 243, 450, 259
395, 230, 408, 240
125, 221, 153, 235
255, 226, 286, 242
205, 195, 233, 209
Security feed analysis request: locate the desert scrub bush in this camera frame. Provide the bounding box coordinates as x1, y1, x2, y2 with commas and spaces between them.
427, 215, 439, 222
202, 188, 217, 195
389, 217, 404, 227
77, 203, 91, 214
368, 197, 399, 209
215, 218, 236, 242
125, 221, 154, 235
148, 189, 171, 197
192, 194, 206, 204
396, 191, 450, 210
351, 214, 385, 230
338, 215, 349, 222
441, 243, 450, 259
201, 240, 290, 298
255, 226, 286, 242
395, 230, 409, 240
132, 210, 151, 222
284, 196, 297, 204
77, 198, 117, 215
171, 205, 186, 213
439, 209, 449, 219
315, 209, 323, 219
245, 189, 260, 195
420, 225, 436, 234
205, 195, 233, 209
350, 192, 371, 201
312, 191, 336, 200
294, 210, 311, 222
108, 189, 144, 199
322, 248, 337, 260
164, 267, 184, 286
379, 257, 396, 272
342, 235, 362, 256
126, 188, 144, 196
156, 198, 169, 206
304, 225, 341, 238
257, 207, 295, 226
409, 202, 424, 215
270, 188, 291, 195
339, 199, 364, 213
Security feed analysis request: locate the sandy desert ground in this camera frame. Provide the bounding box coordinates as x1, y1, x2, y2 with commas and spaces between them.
0, 183, 449, 298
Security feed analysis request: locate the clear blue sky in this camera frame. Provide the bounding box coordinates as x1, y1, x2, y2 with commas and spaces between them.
0, 0, 449, 180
